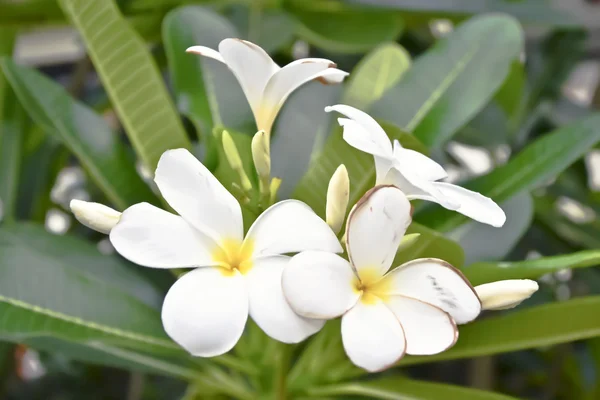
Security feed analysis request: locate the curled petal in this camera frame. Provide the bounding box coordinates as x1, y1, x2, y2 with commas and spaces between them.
161, 267, 248, 357
430, 182, 507, 227
218, 38, 279, 117
385, 296, 457, 355
342, 300, 406, 372
392, 139, 447, 181
382, 258, 481, 324
346, 186, 412, 279
327, 104, 393, 158
282, 251, 359, 319
185, 46, 225, 63
259, 61, 348, 133
154, 148, 243, 243
246, 200, 342, 259
110, 203, 217, 269
246, 256, 324, 343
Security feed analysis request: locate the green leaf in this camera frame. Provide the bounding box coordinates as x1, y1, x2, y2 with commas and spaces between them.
58, 0, 191, 171
393, 222, 465, 268
495, 60, 526, 126
345, 0, 575, 26
291, 7, 403, 54
401, 296, 600, 365
452, 192, 533, 266
228, 6, 296, 53
294, 121, 427, 215
1, 59, 156, 210
464, 250, 600, 286
23, 337, 196, 379
0, 223, 179, 355
342, 42, 411, 110
418, 113, 600, 231
272, 82, 341, 198
308, 377, 518, 400
373, 14, 523, 148
163, 5, 248, 136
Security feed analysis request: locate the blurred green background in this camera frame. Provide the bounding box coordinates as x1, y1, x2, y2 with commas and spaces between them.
1, 0, 600, 399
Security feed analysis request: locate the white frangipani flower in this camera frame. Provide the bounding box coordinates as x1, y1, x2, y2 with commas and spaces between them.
187, 39, 348, 134
108, 149, 342, 357
325, 105, 506, 227
282, 186, 482, 372
475, 279, 539, 310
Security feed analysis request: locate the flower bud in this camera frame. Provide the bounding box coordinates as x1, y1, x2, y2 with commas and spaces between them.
222, 130, 252, 193
475, 279, 539, 310
326, 164, 350, 234
251, 130, 271, 183
70, 199, 121, 234
397, 233, 420, 252
269, 177, 282, 205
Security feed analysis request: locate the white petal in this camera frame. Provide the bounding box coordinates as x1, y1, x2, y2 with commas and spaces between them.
282, 251, 359, 319
392, 139, 447, 181
346, 186, 411, 278
259, 61, 348, 134
374, 156, 394, 184
161, 267, 248, 357
475, 279, 539, 310
246, 256, 325, 343
382, 258, 481, 324
110, 203, 217, 269
185, 46, 225, 63
383, 167, 460, 210
218, 38, 279, 118
326, 104, 393, 158
246, 200, 342, 259
385, 296, 457, 355
338, 118, 393, 159
317, 68, 349, 84
431, 182, 507, 227
154, 148, 243, 243
70, 200, 121, 234
341, 300, 406, 372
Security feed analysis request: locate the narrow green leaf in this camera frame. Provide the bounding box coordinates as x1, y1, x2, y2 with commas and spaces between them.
464, 250, 600, 286
0, 223, 179, 355
308, 377, 518, 400
292, 8, 403, 54
1, 59, 156, 210
452, 192, 533, 265
342, 42, 411, 110
495, 60, 526, 125
272, 82, 340, 198
400, 296, 600, 365
418, 114, 600, 231
58, 0, 191, 171
345, 0, 575, 26
163, 6, 248, 136
294, 121, 427, 214
373, 14, 523, 148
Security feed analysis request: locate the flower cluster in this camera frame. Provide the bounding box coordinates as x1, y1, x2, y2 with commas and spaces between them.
70, 39, 538, 372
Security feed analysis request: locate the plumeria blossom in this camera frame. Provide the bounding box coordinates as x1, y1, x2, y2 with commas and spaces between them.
325, 105, 506, 227
282, 185, 483, 372
187, 39, 348, 134
106, 149, 342, 357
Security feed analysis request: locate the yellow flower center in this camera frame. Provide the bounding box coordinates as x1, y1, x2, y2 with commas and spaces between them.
353, 266, 393, 305
212, 238, 255, 276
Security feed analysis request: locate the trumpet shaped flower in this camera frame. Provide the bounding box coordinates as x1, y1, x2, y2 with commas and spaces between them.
325, 105, 506, 227
282, 186, 482, 372
108, 149, 342, 357
187, 39, 348, 134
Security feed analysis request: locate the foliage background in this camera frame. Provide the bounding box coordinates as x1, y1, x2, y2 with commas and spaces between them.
1, 0, 600, 399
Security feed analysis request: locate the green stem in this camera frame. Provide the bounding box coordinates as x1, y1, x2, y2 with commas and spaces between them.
275, 344, 292, 400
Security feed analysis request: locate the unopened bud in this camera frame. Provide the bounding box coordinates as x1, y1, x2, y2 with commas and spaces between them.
475, 279, 539, 310
70, 199, 121, 234
222, 130, 252, 193
326, 165, 350, 234
252, 130, 271, 183
397, 233, 420, 252
269, 177, 282, 205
